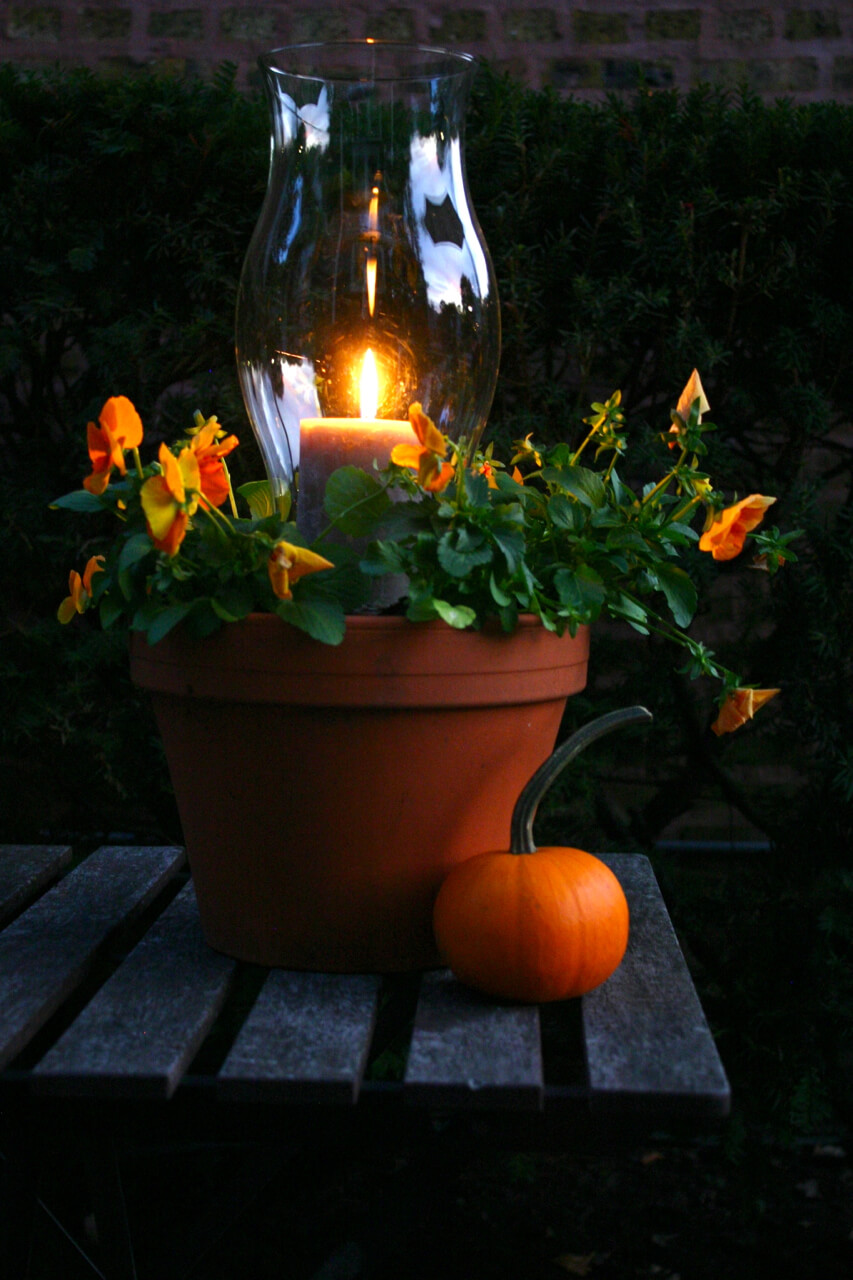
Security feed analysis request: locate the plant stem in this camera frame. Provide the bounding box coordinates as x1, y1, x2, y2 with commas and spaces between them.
569, 425, 597, 466
222, 460, 239, 518
201, 499, 235, 538
670, 493, 703, 524
641, 465, 681, 507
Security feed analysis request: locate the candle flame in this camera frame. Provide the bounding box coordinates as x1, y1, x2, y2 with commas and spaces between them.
360, 348, 379, 419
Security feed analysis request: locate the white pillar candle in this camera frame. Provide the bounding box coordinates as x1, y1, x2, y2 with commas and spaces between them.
297, 348, 412, 544
297, 418, 410, 543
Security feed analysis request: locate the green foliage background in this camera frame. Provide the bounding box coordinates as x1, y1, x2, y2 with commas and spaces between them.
1, 63, 852, 1133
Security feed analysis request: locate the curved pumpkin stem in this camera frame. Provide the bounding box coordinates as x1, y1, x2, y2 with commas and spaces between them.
510, 706, 653, 854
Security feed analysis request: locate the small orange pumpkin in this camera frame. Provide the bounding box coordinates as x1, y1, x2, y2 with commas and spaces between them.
433, 706, 651, 1003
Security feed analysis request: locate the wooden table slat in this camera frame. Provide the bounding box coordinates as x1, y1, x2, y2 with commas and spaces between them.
404, 970, 544, 1110
0, 846, 731, 1122
0, 845, 73, 926
583, 853, 731, 1116
33, 882, 236, 1099
0, 845, 185, 1071
217, 970, 382, 1104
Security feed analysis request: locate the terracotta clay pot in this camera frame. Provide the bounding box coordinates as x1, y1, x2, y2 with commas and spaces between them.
130, 614, 589, 971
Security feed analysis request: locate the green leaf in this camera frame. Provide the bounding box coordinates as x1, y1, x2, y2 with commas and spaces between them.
651, 562, 697, 628
609, 593, 650, 634
212, 578, 255, 622
433, 599, 477, 629
406, 596, 440, 623
99, 594, 126, 630
360, 540, 407, 576
543, 465, 606, 509
489, 572, 513, 607
609, 468, 636, 507
323, 467, 391, 537
50, 489, 106, 513
118, 565, 138, 601
463, 468, 490, 506
493, 470, 524, 496
275, 598, 346, 645
553, 566, 606, 617
547, 493, 582, 531
491, 527, 526, 573
605, 526, 650, 553
145, 602, 194, 645
661, 521, 699, 546
237, 479, 280, 519
118, 532, 154, 571
297, 555, 371, 614
498, 601, 519, 632
437, 529, 493, 578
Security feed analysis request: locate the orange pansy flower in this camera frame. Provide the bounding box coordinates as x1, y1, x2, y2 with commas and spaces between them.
189, 421, 239, 508
268, 541, 335, 600
83, 396, 144, 494
711, 687, 779, 737
140, 444, 201, 556
57, 555, 104, 624
390, 403, 454, 493
698, 494, 776, 562
480, 460, 499, 489
668, 369, 710, 450
478, 460, 523, 488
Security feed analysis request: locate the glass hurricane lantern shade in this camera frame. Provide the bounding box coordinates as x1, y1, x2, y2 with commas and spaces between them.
235, 41, 501, 538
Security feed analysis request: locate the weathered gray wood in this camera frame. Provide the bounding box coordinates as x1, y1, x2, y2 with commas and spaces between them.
34, 882, 235, 1098
583, 853, 731, 1116
0, 845, 185, 1070
0, 845, 73, 925
404, 969, 544, 1110
217, 970, 382, 1104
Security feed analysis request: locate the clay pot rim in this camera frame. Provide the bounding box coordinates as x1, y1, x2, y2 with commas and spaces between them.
129, 612, 590, 710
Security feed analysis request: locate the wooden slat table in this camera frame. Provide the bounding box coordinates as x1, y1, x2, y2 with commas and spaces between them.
0, 843, 729, 1279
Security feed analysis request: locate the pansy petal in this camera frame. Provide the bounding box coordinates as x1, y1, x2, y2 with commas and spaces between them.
390, 443, 425, 470
408, 402, 447, 455
424, 460, 454, 492
99, 396, 143, 449
196, 456, 230, 507
175, 447, 201, 504
82, 556, 105, 593
141, 474, 178, 541
416, 450, 441, 489
279, 541, 334, 581
86, 421, 110, 468
699, 494, 776, 561
82, 465, 112, 495
675, 369, 710, 423
155, 511, 190, 557
191, 422, 239, 460
711, 687, 779, 736
57, 592, 79, 624
268, 540, 334, 599
157, 444, 186, 503
83, 422, 115, 492
734, 493, 776, 533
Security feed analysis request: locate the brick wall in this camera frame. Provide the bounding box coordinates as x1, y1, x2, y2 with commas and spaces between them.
1, 1, 852, 100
